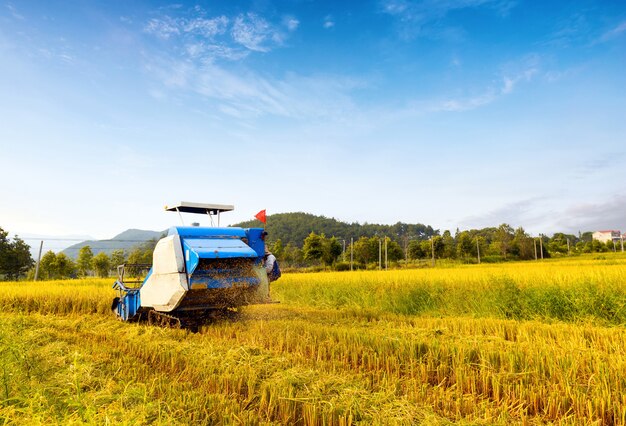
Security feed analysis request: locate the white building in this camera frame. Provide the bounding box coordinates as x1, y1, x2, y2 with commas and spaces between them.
592, 230, 622, 243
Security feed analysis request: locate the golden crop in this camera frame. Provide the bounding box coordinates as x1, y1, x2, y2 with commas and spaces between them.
0, 255, 624, 424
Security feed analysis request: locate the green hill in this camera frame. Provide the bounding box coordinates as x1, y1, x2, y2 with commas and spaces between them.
233, 212, 437, 247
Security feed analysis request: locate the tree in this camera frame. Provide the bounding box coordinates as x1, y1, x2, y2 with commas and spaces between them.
512, 227, 535, 260
456, 231, 474, 260
0, 228, 34, 280
77, 246, 94, 277
407, 240, 425, 259
283, 243, 303, 267
127, 247, 152, 277
270, 239, 285, 260
419, 240, 432, 259
7, 236, 34, 280
322, 236, 342, 265
39, 251, 76, 279
442, 230, 456, 259
303, 232, 324, 263
110, 249, 126, 270
382, 237, 404, 262
92, 252, 111, 278
0, 228, 11, 278
351, 236, 378, 265
495, 224, 514, 259
431, 236, 444, 258
54, 253, 76, 279
591, 239, 608, 253
39, 251, 57, 280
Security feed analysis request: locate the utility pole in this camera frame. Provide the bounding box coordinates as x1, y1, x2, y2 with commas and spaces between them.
342, 239, 346, 262
34, 240, 44, 282
350, 237, 353, 271
404, 236, 409, 264
567, 238, 570, 255
534, 238, 538, 260
539, 235, 544, 260
621, 236, 624, 252
378, 239, 382, 270
476, 238, 481, 264
431, 237, 435, 267
385, 237, 387, 271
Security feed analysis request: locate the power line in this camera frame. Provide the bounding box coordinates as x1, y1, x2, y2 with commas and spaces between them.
19, 237, 157, 242
40, 247, 147, 251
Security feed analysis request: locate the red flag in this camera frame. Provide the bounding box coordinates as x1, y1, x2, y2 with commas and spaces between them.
254, 209, 267, 224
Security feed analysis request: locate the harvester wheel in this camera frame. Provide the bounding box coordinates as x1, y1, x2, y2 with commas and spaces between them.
148, 310, 182, 329
111, 297, 120, 313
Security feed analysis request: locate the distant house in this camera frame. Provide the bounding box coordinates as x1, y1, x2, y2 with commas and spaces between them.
592, 230, 622, 243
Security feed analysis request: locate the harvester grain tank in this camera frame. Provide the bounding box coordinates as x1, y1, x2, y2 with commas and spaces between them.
112, 202, 275, 327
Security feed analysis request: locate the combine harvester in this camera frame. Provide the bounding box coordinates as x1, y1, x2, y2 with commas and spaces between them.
112, 202, 275, 329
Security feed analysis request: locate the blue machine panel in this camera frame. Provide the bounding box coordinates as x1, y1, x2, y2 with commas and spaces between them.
169, 226, 247, 239
245, 228, 265, 257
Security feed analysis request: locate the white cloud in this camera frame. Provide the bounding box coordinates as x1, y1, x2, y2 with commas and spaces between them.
144, 15, 229, 40
500, 66, 537, 94
432, 64, 537, 112
185, 42, 248, 61
323, 16, 335, 29
459, 198, 546, 231
554, 195, 626, 234
145, 16, 180, 40
5, 3, 24, 20
416, 55, 539, 113
545, 13, 590, 47
144, 8, 289, 61
436, 90, 497, 112
231, 13, 279, 52
184, 16, 229, 38
495, 54, 540, 97
380, 0, 516, 39
599, 20, 626, 43
283, 16, 300, 32
145, 54, 360, 121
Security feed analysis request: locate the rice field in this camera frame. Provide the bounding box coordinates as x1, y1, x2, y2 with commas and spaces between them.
0, 255, 625, 425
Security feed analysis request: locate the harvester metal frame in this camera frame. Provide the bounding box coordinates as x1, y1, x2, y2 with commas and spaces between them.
112, 202, 274, 329
165, 201, 234, 227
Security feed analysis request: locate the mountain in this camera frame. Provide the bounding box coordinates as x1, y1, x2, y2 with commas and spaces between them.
233, 212, 437, 247
62, 229, 165, 259
9, 232, 95, 258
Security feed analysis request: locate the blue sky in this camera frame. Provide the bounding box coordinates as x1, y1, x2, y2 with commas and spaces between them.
1, 0, 625, 243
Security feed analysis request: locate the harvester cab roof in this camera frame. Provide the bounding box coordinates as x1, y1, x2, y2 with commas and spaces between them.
165, 201, 234, 227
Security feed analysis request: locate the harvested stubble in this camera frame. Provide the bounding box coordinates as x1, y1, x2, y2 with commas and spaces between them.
0, 257, 625, 425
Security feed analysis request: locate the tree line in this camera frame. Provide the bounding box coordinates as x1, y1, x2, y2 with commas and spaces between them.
29, 239, 158, 280
0, 226, 159, 281
0, 223, 623, 280
266, 225, 623, 269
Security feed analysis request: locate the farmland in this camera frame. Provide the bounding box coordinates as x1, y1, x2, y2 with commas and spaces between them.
1, 255, 625, 425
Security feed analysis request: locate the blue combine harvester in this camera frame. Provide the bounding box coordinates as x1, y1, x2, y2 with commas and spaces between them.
112, 202, 273, 328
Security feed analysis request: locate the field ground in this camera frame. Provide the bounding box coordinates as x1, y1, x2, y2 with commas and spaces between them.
0, 254, 625, 425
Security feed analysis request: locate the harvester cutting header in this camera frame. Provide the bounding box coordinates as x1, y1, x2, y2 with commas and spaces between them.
112, 202, 278, 328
